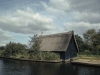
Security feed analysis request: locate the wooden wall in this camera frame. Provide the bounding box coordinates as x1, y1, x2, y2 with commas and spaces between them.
60, 35, 77, 60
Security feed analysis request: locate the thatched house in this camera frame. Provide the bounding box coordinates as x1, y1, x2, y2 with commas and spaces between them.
39, 31, 79, 60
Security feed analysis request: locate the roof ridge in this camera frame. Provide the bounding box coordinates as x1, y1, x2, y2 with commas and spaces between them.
40, 31, 74, 37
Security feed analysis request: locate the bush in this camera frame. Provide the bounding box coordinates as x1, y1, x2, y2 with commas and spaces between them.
0, 50, 5, 56
2, 42, 27, 57
45, 52, 60, 60
28, 51, 60, 60
42, 52, 60, 60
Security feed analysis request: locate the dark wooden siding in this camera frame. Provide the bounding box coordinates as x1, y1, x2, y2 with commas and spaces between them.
60, 52, 65, 60
65, 35, 77, 60
53, 35, 78, 60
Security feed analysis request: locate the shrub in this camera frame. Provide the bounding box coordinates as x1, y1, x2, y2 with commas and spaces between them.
2, 42, 27, 57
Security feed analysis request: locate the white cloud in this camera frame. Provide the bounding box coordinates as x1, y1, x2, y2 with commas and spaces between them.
0, 30, 13, 40
41, 0, 70, 14
72, 12, 100, 23
42, 0, 100, 15
0, 7, 55, 34
0, 30, 14, 46
64, 22, 100, 35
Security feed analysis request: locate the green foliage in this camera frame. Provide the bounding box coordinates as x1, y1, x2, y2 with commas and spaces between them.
0, 50, 5, 56
28, 51, 60, 60
39, 52, 60, 60
29, 34, 40, 51
76, 29, 100, 55
75, 34, 84, 52
3, 42, 27, 57
0, 46, 5, 50
83, 29, 96, 42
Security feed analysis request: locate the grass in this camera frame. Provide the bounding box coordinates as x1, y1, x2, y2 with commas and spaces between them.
74, 54, 100, 60
10, 54, 30, 59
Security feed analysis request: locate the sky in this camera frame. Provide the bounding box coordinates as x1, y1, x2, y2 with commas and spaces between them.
0, 0, 100, 46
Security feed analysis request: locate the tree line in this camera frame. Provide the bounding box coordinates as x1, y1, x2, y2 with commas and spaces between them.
75, 29, 100, 55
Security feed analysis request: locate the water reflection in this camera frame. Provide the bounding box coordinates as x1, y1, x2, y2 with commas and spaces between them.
0, 58, 100, 75
76, 65, 100, 75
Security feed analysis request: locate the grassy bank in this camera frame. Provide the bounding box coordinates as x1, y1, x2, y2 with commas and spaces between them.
74, 54, 100, 60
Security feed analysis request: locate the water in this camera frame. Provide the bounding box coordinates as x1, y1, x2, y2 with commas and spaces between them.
0, 58, 100, 75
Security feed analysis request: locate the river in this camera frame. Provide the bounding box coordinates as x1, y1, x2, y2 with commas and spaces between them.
0, 58, 100, 75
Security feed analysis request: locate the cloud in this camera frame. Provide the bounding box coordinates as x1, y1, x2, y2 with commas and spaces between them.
0, 30, 14, 46
0, 7, 55, 34
42, 0, 100, 13
42, 0, 100, 24
64, 22, 100, 35
69, 0, 100, 13
0, 0, 100, 37
72, 12, 100, 24
0, 30, 13, 40
41, 0, 70, 14
41, 0, 100, 35
42, 0, 100, 23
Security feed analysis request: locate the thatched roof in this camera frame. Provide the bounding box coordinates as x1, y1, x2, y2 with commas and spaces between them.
39, 31, 79, 52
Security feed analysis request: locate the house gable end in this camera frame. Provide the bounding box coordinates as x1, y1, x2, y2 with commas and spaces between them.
64, 35, 78, 60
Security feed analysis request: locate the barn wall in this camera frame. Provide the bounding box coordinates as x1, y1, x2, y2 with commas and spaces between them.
60, 52, 65, 60
65, 35, 77, 60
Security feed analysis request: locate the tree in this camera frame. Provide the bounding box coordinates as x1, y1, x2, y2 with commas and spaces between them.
92, 30, 100, 46
75, 34, 84, 52
83, 29, 96, 51
83, 29, 96, 45
4, 42, 26, 57
0, 46, 5, 50
82, 29, 100, 55
28, 34, 41, 59
29, 34, 41, 52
